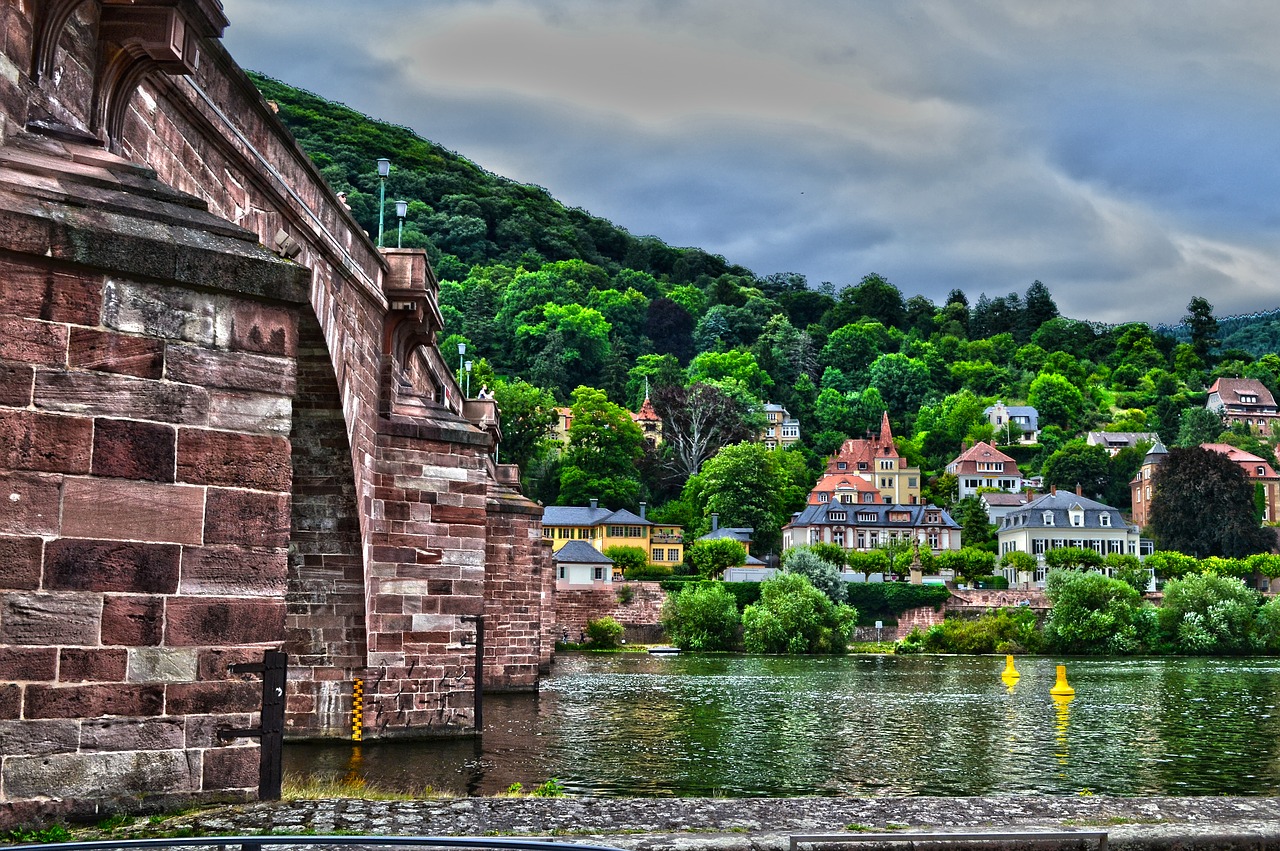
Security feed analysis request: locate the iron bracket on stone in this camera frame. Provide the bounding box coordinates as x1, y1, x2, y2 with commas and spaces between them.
216, 649, 287, 801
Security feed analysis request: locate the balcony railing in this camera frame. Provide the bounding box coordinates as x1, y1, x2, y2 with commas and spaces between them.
651, 533, 683, 544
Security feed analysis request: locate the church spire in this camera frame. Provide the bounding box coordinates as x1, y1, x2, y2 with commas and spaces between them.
878, 410, 894, 449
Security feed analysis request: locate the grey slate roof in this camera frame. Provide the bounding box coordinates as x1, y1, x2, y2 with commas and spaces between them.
785, 503, 959, 530
1000, 491, 1132, 531
1144, 438, 1168, 464
553, 541, 615, 564
986, 404, 1039, 430
699, 527, 754, 543
542, 505, 651, 526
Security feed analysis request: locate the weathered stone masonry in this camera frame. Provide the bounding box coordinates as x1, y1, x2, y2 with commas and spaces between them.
0, 0, 552, 822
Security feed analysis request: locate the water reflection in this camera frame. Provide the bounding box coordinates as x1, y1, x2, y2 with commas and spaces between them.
284, 654, 1280, 797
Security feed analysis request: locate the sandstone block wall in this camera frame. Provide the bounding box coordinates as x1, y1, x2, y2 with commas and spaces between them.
0, 129, 308, 822
555, 582, 668, 645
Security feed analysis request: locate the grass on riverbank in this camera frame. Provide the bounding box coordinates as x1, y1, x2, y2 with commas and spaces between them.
282, 776, 454, 801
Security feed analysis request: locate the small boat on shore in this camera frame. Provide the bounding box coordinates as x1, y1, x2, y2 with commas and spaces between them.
648, 646, 680, 655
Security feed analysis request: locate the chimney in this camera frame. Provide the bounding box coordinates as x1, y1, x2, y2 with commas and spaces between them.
589, 498, 598, 510
1051, 485, 1057, 496
639, 501, 647, 520
1076, 483, 1083, 496
711, 513, 720, 532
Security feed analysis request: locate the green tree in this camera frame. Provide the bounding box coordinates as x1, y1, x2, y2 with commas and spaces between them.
867, 353, 933, 419
1043, 546, 1104, 571
516, 302, 612, 396
1028, 372, 1086, 433
841, 273, 907, 330
742, 573, 858, 654
687, 349, 773, 400
1183, 296, 1220, 364
558, 386, 644, 507
1175, 407, 1225, 447
660, 582, 742, 650
584, 616, 624, 649
950, 497, 995, 552
684, 538, 747, 578
685, 442, 808, 553
603, 545, 650, 574
1040, 441, 1112, 500
1043, 569, 1147, 654
491, 378, 558, 480
781, 546, 847, 603
1158, 572, 1261, 654
1149, 447, 1274, 558
820, 323, 881, 384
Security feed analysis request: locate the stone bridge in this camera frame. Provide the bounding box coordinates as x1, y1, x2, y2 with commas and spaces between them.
0, 0, 553, 823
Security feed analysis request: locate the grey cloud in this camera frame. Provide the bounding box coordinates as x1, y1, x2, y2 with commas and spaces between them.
220, 0, 1280, 324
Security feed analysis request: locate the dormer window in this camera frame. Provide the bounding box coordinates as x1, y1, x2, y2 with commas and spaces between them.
1043, 511, 1054, 526
818, 492, 829, 503
1258, 466, 1266, 477
1100, 513, 1111, 527
857, 512, 877, 522
1242, 394, 1258, 404
862, 493, 875, 503
1070, 512, 1084, 527
830, 511, 847, 522
837, 462, 848, 470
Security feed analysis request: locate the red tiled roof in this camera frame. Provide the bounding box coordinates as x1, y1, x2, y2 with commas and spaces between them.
1208, 378, 1278, 407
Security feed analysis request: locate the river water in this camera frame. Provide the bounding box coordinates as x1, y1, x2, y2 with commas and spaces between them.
285, 653, 1280, 797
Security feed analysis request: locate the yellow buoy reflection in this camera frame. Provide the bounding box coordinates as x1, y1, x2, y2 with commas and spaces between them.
1053, 691, 1074, 768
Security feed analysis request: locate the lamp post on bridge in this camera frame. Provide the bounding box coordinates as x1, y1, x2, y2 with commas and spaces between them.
457, 342, 466, 394
465, 360, 472, 398
395, 199, 408, 247
376, 158, 390, 247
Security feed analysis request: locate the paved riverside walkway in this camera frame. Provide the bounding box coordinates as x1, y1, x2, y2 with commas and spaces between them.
86, 796, 1280, 851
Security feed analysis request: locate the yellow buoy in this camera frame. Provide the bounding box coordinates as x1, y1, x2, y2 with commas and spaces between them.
1002, 654, 1020, 679
1050, 664, 1075, 696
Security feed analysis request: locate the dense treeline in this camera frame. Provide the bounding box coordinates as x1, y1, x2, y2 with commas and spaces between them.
255, 74, 1280, 556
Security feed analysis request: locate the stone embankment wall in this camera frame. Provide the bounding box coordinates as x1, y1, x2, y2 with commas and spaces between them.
0, 0, 551, 823
555, 582, 667, 644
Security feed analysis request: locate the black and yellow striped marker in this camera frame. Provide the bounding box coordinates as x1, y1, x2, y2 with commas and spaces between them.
352, 678, 364, 741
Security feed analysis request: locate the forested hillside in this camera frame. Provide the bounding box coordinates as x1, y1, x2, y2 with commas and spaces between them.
252, 73, 1280, 552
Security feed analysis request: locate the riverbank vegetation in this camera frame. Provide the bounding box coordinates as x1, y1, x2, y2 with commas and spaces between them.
901, 567, 1280, 656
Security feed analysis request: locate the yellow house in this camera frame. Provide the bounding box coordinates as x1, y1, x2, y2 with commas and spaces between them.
541, 499, 684, 570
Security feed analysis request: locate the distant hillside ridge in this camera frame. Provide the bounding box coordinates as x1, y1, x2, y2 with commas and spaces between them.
249, 72, 751, 287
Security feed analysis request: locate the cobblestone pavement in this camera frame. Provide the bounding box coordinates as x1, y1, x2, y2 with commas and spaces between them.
87, 796, 1280, 851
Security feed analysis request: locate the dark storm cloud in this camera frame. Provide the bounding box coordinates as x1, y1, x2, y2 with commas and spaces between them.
221, 0, 1280, 323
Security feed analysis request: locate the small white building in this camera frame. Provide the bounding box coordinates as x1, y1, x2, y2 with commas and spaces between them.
985, 401, 1040, 444
554, 540, 614, 587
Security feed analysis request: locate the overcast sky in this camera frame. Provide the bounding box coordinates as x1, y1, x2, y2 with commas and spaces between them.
219, 1, 1280, 325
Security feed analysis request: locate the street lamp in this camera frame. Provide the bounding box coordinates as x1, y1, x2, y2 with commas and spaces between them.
376, 158, 390, 247
457, 342, 466, 389
465, 360, 473, 397
395, 199, 408, 248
